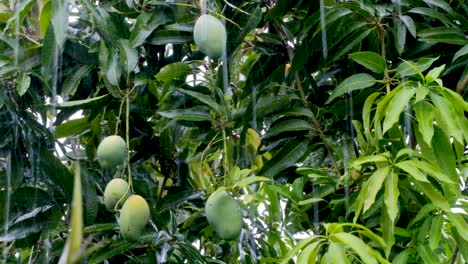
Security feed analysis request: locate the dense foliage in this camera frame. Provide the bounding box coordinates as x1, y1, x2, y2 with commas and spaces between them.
0, 0, 467, 263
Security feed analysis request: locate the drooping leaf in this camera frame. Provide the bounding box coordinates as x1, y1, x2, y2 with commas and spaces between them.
61, 65, 93, 98
414, 100, 435, 145
349, 51, 386, 73
17, 72, 31, 96
258, 138, 310, 178
395, 57, 439, 78
156, 62, 191, 83
399, 15, 416, 38
264, 119, 312, 138
384, 171, 399, 224
158, 108, 212, 122
129, 11, 170, 48
330, 233, 379, 264
326, 73, 375, 104
382, 86, 416, 134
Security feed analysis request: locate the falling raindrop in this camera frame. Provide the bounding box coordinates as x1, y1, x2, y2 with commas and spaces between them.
319, 0, 328, 59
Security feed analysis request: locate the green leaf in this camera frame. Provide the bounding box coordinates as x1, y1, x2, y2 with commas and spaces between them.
129, 11, 170, 48
332, 27, 373, 60
384, 171, 399, 224
118, 39, 138, 76
416, 244, 440, 264
350, 153, 389, 168
414, 100, 435, 145
296, 241, 321, 264
148, 30, 192, 45
428, 214, 443, 249
39, 0, 51, 37
395, 57, 439, 78
55, 118, 90, 139
59, 161, 83, 264
431, 93, 463, 144
410, 159, 455, 184
89, 240, 146, 264
61, 65, 93, 97
258, 138, 310, 178
349, 51, 386, 73
392, 249, 411, 264
178, 89, 222, 114
431, 127, 458, 184
395, 160, 429, 182
445, 212, 468, 242
452, 45, 468, 62
265, 119, 312, 138
298, 198, 325, 206
409, 7, 454, 26
417, 27, 467, 45
156, 62, 191, 83
279, 236, 318, 264
414, 182, 450, 211
56, 94, 109, 109
423, 0, 453, 15
395, 19, 406, 55
363, 167, 391, 213
382, 86, 416, 134
17, 72, 31, 96
326, 73, 376, 104
105, 50, 121, 87
158, 108, 212, 122
51, 0, 68, 50
399, 15, 416, 38
327, 242, 349, 264
330, 233, 378, 264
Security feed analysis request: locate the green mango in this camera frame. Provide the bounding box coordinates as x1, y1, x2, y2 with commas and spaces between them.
193, 14, 227, 58
103, 178, 129, 211
119, 195, 150, 241
96, 135, 127, 169
205, 188, 243, 240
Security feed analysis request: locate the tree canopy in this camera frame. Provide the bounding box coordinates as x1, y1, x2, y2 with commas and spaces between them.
0, 0, 467, 263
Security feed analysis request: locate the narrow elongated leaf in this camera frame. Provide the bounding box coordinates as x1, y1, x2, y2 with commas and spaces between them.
423, 0, 453, 15
395, 19, 406, 55
446, 213, 468, 242
399, 15, 416, 38
178, 89, 222, 114
296, 241, 321, 264
328, 242, 349, 264
409, 7, 454, 26
149, 30, 192, 45
393, 249, 411, 264
61, 65, 93, 97
416, 244, 440, 264
57, 94, 109, 109
452, 45, 468, 62
51, 0, 68, 50
410, 159, 455, 184
118, 39, 138, 76
350, 153, 389, 168
333, 27, 373, 60
431, 93, 463, 144
158, 108, 212, 121
129, 11, 169, 48
349, 51, 386, 73
431, 127, 458, 183
156, 62, 191, 83
429, 214, 443, 249
395, 57, 439, 78
279, 236, 318, 264
363, 167, 391, 213
106, 50, 121, 87
414, 182, 450, 211
330, 233, 378, 264
265, 119, 312, 138
55, 118, 90, 139
17, 72, 30, 96
414, 100, 435, 145
326, 73, 375, 104
384, 171, 399, 224
395, 161, 429, 182
59, 162, 82, 264
382, 86, 416, 133
258, 138, 310, 178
